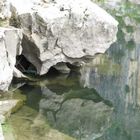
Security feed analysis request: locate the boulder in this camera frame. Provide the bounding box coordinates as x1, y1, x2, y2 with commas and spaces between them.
0, 27, 22, 91
9, 0, 118, 75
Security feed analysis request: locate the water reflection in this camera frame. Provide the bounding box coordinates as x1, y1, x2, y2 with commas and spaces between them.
17, 74, 113, 140
40, 87, 112, 140
10, 37, 140, 140
80, 34, 140, 140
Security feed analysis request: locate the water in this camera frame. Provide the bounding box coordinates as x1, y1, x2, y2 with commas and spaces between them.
3, 2, 140, 140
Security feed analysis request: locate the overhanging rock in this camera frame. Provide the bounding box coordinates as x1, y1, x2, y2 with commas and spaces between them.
9, 0, 118, 75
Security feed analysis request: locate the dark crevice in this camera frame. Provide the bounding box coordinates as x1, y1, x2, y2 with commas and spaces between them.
15, 54, 37, 75
45, 67, 60, 78
66, 62, 81, 71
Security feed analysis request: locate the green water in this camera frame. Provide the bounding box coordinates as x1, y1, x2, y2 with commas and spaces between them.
6, 74, 112, 140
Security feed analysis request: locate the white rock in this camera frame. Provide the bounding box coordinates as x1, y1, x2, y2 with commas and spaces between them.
9, 0, 118, 75
0, 0, 11, 19
0, 27, 22, 91
13, 67, 26, 78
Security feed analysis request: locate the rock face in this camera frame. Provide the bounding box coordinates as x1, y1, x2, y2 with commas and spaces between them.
9, 0, 118, 75
0, 0, 10, 19
0, 27, 22, 91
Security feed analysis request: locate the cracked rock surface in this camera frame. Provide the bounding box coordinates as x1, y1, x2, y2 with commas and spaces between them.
0, 27, 22, 91
9, 0, 118, 75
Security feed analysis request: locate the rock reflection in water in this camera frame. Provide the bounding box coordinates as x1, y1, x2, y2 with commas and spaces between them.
13, 74, 113, 140
39, 86, 113, 140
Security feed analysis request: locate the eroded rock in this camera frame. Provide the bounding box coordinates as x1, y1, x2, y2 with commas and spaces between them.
0, 27, 22, 91
0, 0, 10, 19
9, 0, 118, 75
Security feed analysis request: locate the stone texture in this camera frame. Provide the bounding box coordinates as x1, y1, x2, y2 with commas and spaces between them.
0, 27, 22, 91
9, 0, 118, 75
0, 0, 10, 19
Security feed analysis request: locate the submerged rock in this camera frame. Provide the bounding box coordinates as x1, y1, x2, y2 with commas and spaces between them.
0, 27, 22, 91
9, 0, 118, 75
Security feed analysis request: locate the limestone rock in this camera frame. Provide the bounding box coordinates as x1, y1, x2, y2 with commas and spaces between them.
0, 0, 10, 19
0, 27, 22, 91
13, 67, 26, 78
9, 0, 118, 75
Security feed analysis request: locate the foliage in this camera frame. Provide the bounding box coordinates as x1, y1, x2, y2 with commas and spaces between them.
2, 122, 13, 134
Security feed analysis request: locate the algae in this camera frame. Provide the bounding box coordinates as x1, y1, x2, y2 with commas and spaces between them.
8, 106, 76, 140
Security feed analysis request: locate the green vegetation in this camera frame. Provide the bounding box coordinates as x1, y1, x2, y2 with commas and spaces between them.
113, 1, 140, 24
2, 122, 15, 140
2, 122, 13, 135
7, 105, 76, 140
94, 0, 140, 51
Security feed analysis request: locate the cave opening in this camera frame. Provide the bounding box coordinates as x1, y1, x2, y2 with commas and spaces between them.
15, 55, 82, 78
15, 54, 37, 75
